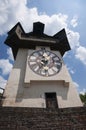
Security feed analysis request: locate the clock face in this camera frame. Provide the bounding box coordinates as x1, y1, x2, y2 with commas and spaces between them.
28, 48, 62, 77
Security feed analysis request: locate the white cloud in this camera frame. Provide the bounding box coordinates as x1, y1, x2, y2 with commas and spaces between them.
0, 0, 30, 34
75, 46, 86, 65
41, 13, 68, 35
66, 65, 75, 75
73, 81, 82, 94
7, 48, 14, 61
70, 16, 78, 28
67, 30, 80, 49
0, 76, 7, 93
73, 81, 79, 88
0, 0, 68, 35
70, 69, 75, 74
73, 81, 86, 96
0, 48, 13, 77
0, 59, 13, 75
80, 88, 86, 95
73, 82, 86, 95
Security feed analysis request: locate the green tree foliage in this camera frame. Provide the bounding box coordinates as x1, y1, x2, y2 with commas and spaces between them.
80, 93, 86, 106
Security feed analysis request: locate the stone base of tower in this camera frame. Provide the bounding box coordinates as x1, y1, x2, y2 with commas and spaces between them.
0, 106, 86, 130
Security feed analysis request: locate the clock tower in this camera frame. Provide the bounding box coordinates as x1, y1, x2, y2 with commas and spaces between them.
2, 22, 82, 108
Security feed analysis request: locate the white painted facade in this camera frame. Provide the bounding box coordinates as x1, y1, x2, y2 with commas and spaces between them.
2, 47, 83, 108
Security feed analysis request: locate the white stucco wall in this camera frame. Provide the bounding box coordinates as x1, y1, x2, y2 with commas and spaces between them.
2, 48, 83, 108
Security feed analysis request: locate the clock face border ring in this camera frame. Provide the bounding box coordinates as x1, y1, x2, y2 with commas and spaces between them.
28, 49, 62, 77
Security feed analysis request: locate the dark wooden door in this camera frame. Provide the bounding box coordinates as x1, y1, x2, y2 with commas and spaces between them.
45, 93, 58, 108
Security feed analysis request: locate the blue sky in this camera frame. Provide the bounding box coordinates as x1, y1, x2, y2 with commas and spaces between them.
0, 0, 86, 94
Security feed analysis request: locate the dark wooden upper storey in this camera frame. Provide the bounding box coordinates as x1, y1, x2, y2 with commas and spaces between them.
5, 22, 71, 59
